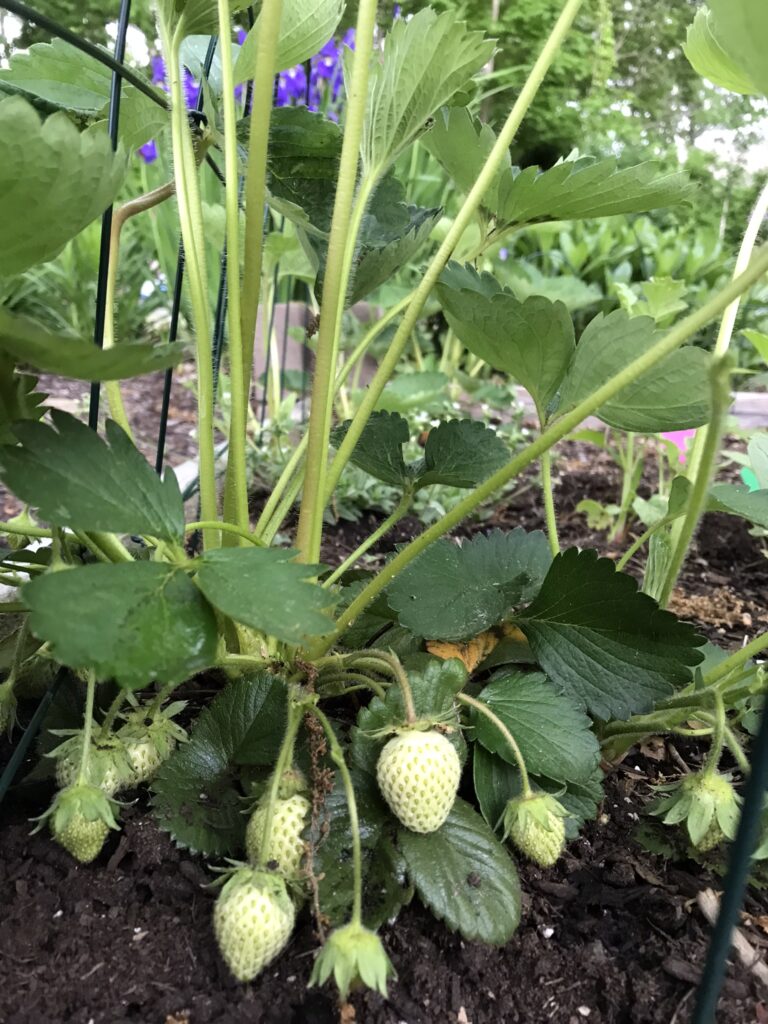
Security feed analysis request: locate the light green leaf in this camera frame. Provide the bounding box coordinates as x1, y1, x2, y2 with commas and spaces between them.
0, 306, 186, 380
707, 0, 768, 97
23, 562, 218, 688
361, 9, 493, 179
557, 310, 712, 432
0, 38, 167, 149
421, 105, 501, 203
195, 548, 336, 644
709, 484, 768, 529
437, 263, 574, 415
376, 371, 448, 414
0, 411, 184, 541
748, 435, 768, 490
684, 7, 761, 94
388, 528, 553, 641
473, 670, 600, 784
235, 0, 345, 80
0, 97, 126, 275
518, 548, 705, 720
0, 355, 46, 445
157, 0, 252, 38
414, 419, 509, 489
331, 410, 411, 487
399, 798, 521, 944
152, 673, 288, 855
743, 329, 768, 364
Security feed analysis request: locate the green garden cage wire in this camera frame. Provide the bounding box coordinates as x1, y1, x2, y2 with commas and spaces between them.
0, 4, 765, 1023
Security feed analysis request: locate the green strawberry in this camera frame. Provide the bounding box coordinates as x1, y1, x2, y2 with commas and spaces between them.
46, 783, 119, 864
123, 736, 164, 784
376, 728, 461, 834
502, 792, 568, 867
117, 701, 186, 786
213, 868, 295, 982
649, 770, 741, 852
53, 738, 126, 796
0, 678, 17, 735
245, 794, 310, 878
55, 813, 110, 863
310, 922, 395, 999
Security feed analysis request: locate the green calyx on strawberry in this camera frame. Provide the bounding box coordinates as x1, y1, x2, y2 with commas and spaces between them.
502, 792, 568, 867
117, 699, 187, 786
245, 793, 310, 879
213, 867, 295, 982
376, 725, 461, 834
41, 783, 120, 863
648, 770, 741, 852
0, 678, 17, 736
5, 508, 38, 550
310, 921, 395, 1000
50, 730, 130, 796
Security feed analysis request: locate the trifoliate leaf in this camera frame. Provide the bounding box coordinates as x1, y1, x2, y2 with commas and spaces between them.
195, 548, 336, 644
235, 0, 345, 81
0, 307, 186, 380
361, 9, 493, 179
0, 411, 184, 541
437, 263, 575, 416
556, 309, 711, 432
23, 562, 218, 688
0, 97, 125, 275
473, 670, 600, 784
518, 548, 705, 720
388, 528, 552, 641
151, 673, 288, 855
399, 798, 521, 944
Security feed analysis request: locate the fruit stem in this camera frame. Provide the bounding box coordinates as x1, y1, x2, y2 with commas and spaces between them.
540, 448, 560, 557
147, 680, 181, 720
723, 725, 751, 776
317, 672, 388, 702
258, 703, 302, 869
348, 651, 417, 724
700, 692, 726, 780
309, 705, 364, 926
457, 693, 532, 797
322, 492, 414, 589
77, 671, 97, 787
99, 690, 126, 739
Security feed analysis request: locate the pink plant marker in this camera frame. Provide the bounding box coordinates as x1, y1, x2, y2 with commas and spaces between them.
660, 429, 696, 464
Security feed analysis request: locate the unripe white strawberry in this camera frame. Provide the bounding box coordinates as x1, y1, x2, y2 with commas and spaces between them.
54, 740, 124, 796
214, 868, 295, 982
54, 813, 110, 863
245, 794, 310, 878
376, 729, 461, 834
123, 736, 164, 784
45, 783, 119, 864
503, 793, 567, 867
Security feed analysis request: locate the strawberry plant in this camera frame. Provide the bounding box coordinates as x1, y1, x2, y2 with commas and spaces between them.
2, 0, 768, 1004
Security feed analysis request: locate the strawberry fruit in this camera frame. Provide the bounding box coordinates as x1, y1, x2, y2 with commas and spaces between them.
213, 868, 295, 982
376, 728, 461, 834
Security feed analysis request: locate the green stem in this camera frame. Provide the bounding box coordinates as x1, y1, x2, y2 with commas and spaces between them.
323, 0, 587, 508
616, 517, 671, 572
185, 521, 263, 545
296, 0, 379, 564
147, 679, 180, 719
239, 0, 286, 410
609, 432, 636, 543
0, 603, 26, 613
702, 630, 768, 687
701, 693, 726, 778
258, 703, 302, 868
217, 0, 249, 540
540, 448, 560, 556
86, 531, 133, 563
321, 243, 768, 649
723, 725, 751, 776
457, 692, 532, 796
218, 652, 270, 670
309, 705, 364, 925
260, 472, 303, 546
0, 521, 51, 540
347, 650, 416, 724
99, 690, 126, 739
317, 672, 388, 702
255, 441, 307, 537
323, 492, 413, 588
74, 531, 111, 563
657, 356, 732, 608
76, 671, 97, 786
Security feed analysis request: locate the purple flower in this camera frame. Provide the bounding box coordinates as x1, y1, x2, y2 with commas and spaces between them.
275, 75, 291, 107
139, 139, 158, 163
343, 27, 356, 49
393, 4, 402, 18
237, 27, 248, 45
283, 64, 307, 100
151, 55, 167, 87
184, 70, 201, 109
314, 39, 339, 80
498, 247, 509, 261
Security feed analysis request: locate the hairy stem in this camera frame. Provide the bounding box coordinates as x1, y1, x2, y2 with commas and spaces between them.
457, 692, 532, 796
76, 671, 97, 786
540, 449, 560, 556
258, 703, 302, 868
701, 693, 726, 778
322, 492, 413, 588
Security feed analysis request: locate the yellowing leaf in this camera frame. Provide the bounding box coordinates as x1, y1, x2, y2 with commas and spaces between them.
426, 631, 499, 673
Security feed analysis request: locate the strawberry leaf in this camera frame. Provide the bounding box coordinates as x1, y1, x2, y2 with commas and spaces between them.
0, 411, 185, 541
398, 798, 521, 944
331, 411, 411, 487
518, 548, 705, 720
0, 355, 46, 445
473, 670, 600, 784
23, 562, 218, 688
388, 528, 552, 641
151, 673, 288, 855
235, 0, 344, 80
709, 484, 768, 529
413, 419, 509, 489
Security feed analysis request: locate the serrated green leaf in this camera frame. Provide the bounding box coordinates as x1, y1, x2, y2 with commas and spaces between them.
413, 419, 509, 489
437, 263, 575, 415
23, 562, 218, 688
235, 0, 345, 81
743, 329, 768, 363
684, 8, 760, 94
474, 670, 600, 784
331, 410, 411, 487
709, 483, 768, 529
421, 105, 500, 203
0, 355, 46, 445
376, 371, 448, 414
494, 156, 692, 226
0, 306, 186, 380
472, 744, 603, 840
707, 0, 768, 97
157, 0, 251, 38
0, 98, 126, 276
388, 528, 552, 642
195, 547, 336, 644
557, 310, 712, 432
361, 9, 494, 179
0, 411, 184, 541
518, 548, 705, 720
398, 798, 521, 944
349, 205, 440, 305
151, 673, 288, 855
0, 38, 167, 149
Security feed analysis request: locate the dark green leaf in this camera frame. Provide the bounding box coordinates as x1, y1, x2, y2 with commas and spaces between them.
413, 419, 509, 489
388, 528, 552, 641
349, 205, 440, 305
151, 673, 288, 855
398, 798, 521, 944
0, 306, 186, 380
195, 547, 336, 644
437, 263, 575, 416
518, 548, 705, 720
0, 412, 184, 541
474, 670, 600, 784
330, 411, 410, 487
23, 562, 218, 688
